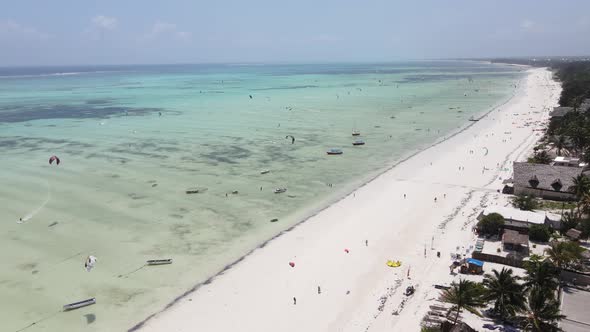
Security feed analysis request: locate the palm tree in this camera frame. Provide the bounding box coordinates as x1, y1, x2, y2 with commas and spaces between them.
440, 279, 485, 326
552, 135, 568, 156
545, 241, 584, 270
523, 259, 559, 296
531, 150, 552, 164
560, 210, 579, 234
571, 175, 590, 218
521, 286, 564, 332
579, 193, 590, 216
482, 268, 526, 320
570, 126, 587, 153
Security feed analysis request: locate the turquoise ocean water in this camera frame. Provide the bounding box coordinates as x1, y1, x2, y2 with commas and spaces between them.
0, 62, 522, 331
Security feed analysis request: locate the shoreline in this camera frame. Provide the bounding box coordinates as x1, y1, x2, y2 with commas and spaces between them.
134, 68, 558, 332
128, 68, 528, 331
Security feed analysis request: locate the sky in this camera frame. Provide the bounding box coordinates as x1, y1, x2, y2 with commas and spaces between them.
1, 0, 589, 66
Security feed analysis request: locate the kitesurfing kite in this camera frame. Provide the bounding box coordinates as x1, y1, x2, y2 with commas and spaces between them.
285, 135, 295, 144
85, 255, 98, 272
49, 155, 60, 165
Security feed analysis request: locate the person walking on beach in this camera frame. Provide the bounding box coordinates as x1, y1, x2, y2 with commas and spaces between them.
403, 193, 406, 199
293, 297, 297, 305
318, 286, 321, 294
365, 239, 368, 246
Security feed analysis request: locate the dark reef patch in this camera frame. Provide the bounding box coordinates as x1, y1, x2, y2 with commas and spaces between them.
0, 136, 94, 152
253, 85, 318, 91
0, 103, 171, 123
200, 145, 252, 165
85, 99, 114, 105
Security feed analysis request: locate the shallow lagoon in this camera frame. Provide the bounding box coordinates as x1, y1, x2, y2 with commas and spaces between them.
0, 62, 522, 331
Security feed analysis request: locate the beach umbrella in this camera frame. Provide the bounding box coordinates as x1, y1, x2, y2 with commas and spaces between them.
289, 262, 295, 267
344, 249, 350, 253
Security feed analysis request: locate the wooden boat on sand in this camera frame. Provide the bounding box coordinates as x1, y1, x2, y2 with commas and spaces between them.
147, 259, 173, 265
63, 298, 96, 311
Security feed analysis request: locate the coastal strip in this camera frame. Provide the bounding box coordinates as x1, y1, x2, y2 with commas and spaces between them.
133, 67, 559, 332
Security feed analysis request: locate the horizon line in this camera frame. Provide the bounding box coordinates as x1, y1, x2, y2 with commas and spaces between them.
1, 55, 589, 69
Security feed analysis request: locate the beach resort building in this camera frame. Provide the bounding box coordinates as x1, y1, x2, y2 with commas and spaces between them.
550, 99, 590, 119
566, 228, 582, 241
501, 229, 529, 252
549, 106, 574, 118
512, 162, 584, 201
477, 205, 562, 232
552, 156, 587, 168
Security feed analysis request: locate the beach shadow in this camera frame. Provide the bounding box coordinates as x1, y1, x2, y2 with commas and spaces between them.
84, 313, 96, 324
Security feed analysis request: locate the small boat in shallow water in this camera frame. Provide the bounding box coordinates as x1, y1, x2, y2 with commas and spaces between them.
260, 169, 270, 174
327, 148, 343, 155
186, 187, 207, 194
352, 140, 365, 146
274, 188, 287, 194
63, 298, 96, 311
147, 259, 173, 265
352, 130, 360, 136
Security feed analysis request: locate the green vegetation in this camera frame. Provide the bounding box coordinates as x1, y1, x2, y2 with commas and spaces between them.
440, 258, 568, 328
545, 241, 584, 269
580, 218, 590, 238
528, 225, 552, 242
523, 258, 560, 294
420, 327, 440, 332
476, 213, 504, 236
551, 135, 568, 156
559, 209, 590, 239
440, 279, 485, 326
512, 195, 538, 211
420, 327, 439, 332
482, 268, 526, 320
554, 62, 590, 108
527, 150, 552, 164
572, 174, 590, 200
522, 286, 565, 332
545, 62, 590, 159
537, 200, 575, 212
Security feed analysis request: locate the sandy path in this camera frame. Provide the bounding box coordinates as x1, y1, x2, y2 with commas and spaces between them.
134, 68, 560, 332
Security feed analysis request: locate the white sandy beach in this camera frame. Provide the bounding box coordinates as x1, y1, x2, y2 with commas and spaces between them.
135, 67, 560, 332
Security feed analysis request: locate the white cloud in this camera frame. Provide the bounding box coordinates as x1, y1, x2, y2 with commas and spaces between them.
0, 19, 51, 41
520, 19, 534, 30
92, 15, 117, 30
142, 21, 191, 41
